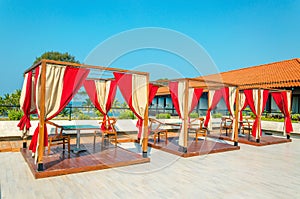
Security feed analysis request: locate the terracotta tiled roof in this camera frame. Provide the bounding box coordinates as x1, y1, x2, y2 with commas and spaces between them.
157, 86, 170, 96
156, 58, 300, 95
201, 58, 300, 89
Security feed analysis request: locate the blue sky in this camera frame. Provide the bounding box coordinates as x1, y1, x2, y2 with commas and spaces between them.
0, 0, 299, 95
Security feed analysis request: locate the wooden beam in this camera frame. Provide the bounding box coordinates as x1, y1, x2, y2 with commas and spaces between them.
256, 88, 262, 142
239, 87, 291, 93
23, 60, 43, 75
191, 78, 238, 87
287, 90, 292, 139
24, 59, 149, 76
80, 63, 149, 76
183, 79, 189, 149
85, 78, 115, 81
207, 90, 211, 131
142, 74, 150, 157
37, 60, 47, 168
233, 88, 239, 145
155, 77, 238, 88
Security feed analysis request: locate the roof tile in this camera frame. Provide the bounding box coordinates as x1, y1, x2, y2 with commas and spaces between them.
202, 58, 300, 89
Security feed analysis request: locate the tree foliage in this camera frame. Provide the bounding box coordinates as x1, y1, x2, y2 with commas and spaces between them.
34, 51, 80, 64
0, 89, 22, 116
0, 90, 21, 105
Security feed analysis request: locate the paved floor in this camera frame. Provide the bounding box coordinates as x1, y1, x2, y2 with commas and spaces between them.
1, 137, 300, 198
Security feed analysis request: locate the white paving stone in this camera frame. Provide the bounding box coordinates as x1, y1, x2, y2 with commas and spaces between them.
0, 138, 300, 198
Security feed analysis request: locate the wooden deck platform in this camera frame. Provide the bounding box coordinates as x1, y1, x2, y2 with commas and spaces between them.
208, 132, 292, 146
20, 136, 150, 179
147, 137, 240, 157
0, 140, 23, 152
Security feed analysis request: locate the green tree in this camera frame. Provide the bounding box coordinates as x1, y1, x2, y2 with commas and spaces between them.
58, 108, 70, 118
113, 99, 121, 108
0, 89, 22, 117
34, 51, 80, 64
121, 102, 128, 108
82, 98, 93, 114
0, 90, 21, 105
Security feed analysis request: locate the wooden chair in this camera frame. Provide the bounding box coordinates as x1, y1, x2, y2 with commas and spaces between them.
241, 116, 253, 140
189, 117, 207, 141
149, 118, 168, 144
220, 117, 233, 136
96, 117, 118, 147
46, 121, 70, 155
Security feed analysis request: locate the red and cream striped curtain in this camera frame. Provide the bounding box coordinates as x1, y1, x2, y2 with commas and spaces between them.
136, 84, 159, 139
271, 91, 293, 135
29, 64, 89, 160
239, 92, 249, 121
204, 89, 223, 129
228, 87, 237, 138
204, 87, 236, 136
84, 79, 117, 130
18, 70, 38, 133
169, 81, 203, 146
244, 89, 269, 139
113, 72, 148, 142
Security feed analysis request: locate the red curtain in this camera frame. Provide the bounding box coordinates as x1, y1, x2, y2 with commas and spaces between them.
84, 79, 117, 130
222, 87, 233, 115
244, 89, 258, 137
239, 100, 249, 121
18, 71, 35, 131
29, 67, 89, 153
114, 72, 151, 139
271, 92, 293, 134
137, 84, 159, 138
29, 124, 48, 154
169, 82, 203, 118
149, 84, 159, 106
84, 80, 102, 112
244, 89, 269, 137
113, 72, 143, 119
189, 88, 203, 115
204, 88, 224, 127
48, 67, 90, 120
169, 81, 182, 118
27, 66, 42, 152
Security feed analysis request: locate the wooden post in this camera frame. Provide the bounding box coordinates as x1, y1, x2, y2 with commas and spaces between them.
287, 90, 292, 139
256, 88, 261, 143
142, 107, 149, 158
207, 90, 211, 133
37, 60, 47, 171
233, 88, 239, 146
183, 79, 189, 152
142, 74, 150, 158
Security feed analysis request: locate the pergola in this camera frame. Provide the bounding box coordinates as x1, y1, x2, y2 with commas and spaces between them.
238, 87, 293, 141
155, 78, 239, 151
18, 59, 151, 171
155, 77, 293, 147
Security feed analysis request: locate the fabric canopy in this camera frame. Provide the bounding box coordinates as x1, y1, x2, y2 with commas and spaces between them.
29, 64, 89, 161
238, 92, 249, 121
113, 72, 148, 142
271, 91, 293, 134
136, 84, 159, 139
169, 81, 203, 146
84, 79, 117, 130
18, 70, 37, 134
204, 87, 237, 137
204, 88, 224, 129
244, 89, 269, 139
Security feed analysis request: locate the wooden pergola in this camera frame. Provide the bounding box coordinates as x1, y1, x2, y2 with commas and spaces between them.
21, 59, 150, 171
154, 77, 240, 152
238, 86, 293, 142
